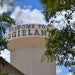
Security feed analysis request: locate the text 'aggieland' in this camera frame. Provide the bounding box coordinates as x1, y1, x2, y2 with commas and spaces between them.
6, 24, 48, 40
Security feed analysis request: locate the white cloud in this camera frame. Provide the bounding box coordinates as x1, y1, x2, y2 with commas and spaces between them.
0, 0, 15, 14
67, 72, 72, 75
0, 1, 46, 62
11, 7, 46, 24
0, 0, 46, 25
0, 5, 8, 14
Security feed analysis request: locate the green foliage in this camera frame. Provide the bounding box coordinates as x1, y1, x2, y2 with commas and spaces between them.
0, 13, 15, 25
43, 25, 75, 73
0, 33, 7, 50
69, 67, 75, 74
0, 13, 15, 51
41, 0, 75, 74
45, 25, 75, 63
0, 57, 7, 66
0, 72, 9, 75
41, 0, 75, 21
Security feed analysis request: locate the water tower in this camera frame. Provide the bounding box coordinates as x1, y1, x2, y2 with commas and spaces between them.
6, 24, 56, 75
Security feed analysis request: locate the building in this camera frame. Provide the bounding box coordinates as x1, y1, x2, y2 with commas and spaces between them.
0, 56, 25, 75
6, 24, 56, 75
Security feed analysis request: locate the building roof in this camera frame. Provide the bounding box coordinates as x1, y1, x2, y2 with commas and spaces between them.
0, 56, 25, 75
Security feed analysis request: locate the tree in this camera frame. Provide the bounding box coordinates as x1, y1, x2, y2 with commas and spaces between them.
41, 0, 75, 22
0, 0, 15, 51
0, 13, 15, 51
41, 0, 75, 74
0, 1, 15, 75
0, 11, 15, 75
0, 72, 9, 75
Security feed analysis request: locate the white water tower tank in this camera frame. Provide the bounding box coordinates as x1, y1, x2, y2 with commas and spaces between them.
6, 24, 56, 75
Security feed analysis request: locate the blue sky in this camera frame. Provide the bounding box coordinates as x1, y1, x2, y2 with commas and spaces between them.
14, 0, 43, 10
0, 0, 73, 75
